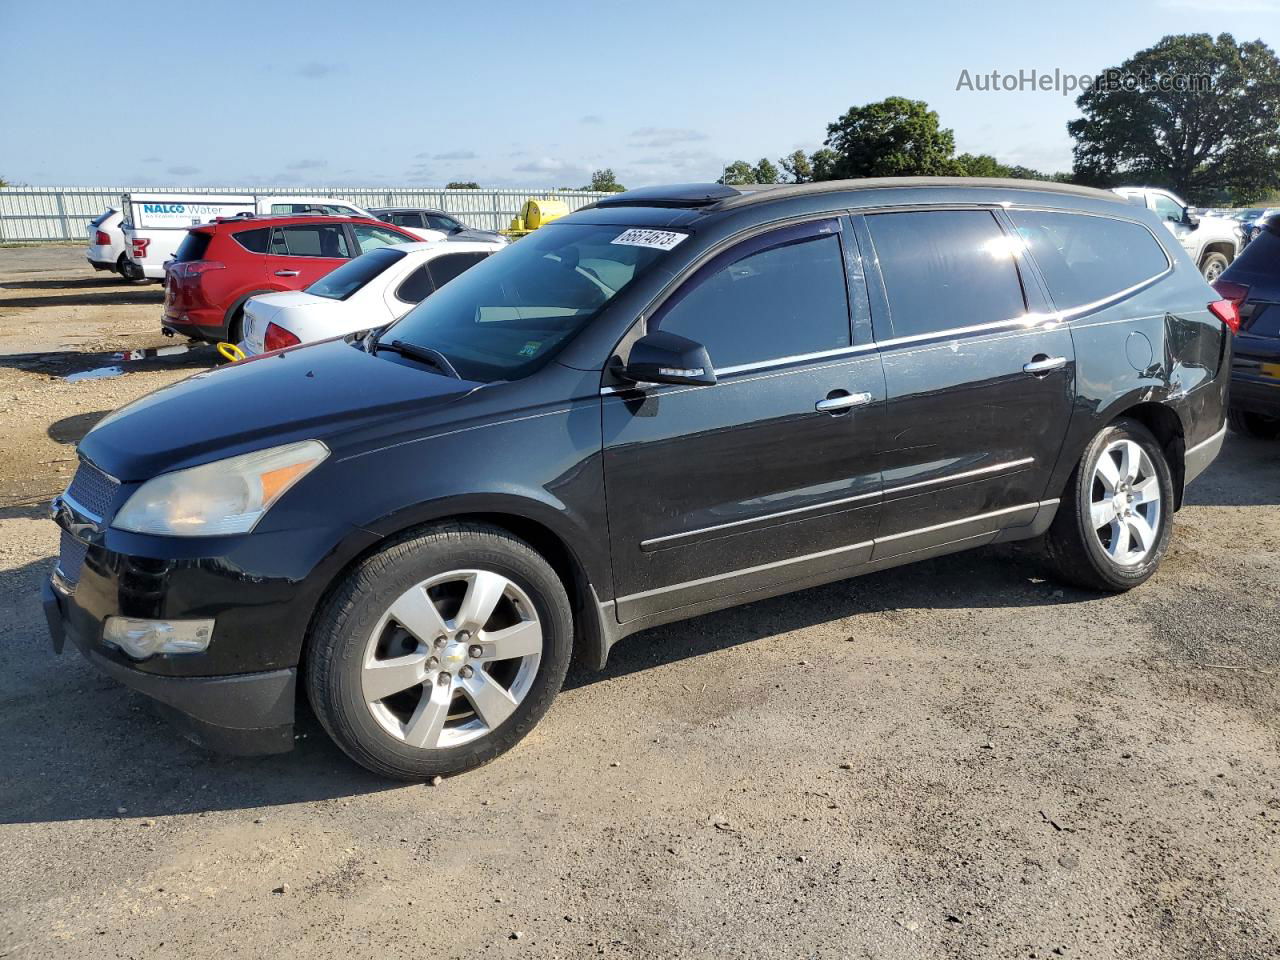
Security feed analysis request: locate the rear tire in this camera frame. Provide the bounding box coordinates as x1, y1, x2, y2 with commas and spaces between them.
1042, 419, 1174, 592
305, 522, 573, 781
1228, 408, 1280, 440
117, 253, 145, 283
1199, 252, 1229, 282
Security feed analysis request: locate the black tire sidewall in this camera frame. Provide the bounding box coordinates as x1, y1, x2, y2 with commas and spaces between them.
1069, 420, 1174, 589
308, 528, 573, 780
1200, 252, 1228, 282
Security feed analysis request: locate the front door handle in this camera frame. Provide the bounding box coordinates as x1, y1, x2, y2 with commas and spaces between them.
815, 391, 874, 414
1023, 355, 1067, 376
274, 269, 300, 277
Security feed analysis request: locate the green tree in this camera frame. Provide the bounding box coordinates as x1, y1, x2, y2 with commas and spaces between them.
778, 150, 813, 183
808, 148, 840, 181
953, 153, 1011, 177
752, 157, 781, 184
717, 160, 755, 185
446, 181, 480, 189
823, 97, 958, 178
583, 168, 626, 192
1068, 33, 1280, 204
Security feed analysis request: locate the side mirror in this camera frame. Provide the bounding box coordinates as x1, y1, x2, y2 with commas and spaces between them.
1184, 209, 1200, 229
620, 331, 717, 387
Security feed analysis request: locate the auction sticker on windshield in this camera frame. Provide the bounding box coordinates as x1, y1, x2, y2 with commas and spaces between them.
611, 229, 688, 251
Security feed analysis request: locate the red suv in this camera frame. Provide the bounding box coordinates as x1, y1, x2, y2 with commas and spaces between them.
163, 215, 419, 343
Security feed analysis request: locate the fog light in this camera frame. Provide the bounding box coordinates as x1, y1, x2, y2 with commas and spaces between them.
103, 617, 214, 660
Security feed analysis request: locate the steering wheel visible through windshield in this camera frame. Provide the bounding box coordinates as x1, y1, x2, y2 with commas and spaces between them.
378, 222, 678, 382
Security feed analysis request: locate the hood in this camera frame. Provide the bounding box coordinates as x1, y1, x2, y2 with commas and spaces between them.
79, 338, 478, 481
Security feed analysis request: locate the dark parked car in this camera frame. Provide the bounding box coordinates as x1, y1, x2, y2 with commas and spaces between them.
370, 206, 508, 245
45, 178, 1233, 780
1216, 216, 1280, 439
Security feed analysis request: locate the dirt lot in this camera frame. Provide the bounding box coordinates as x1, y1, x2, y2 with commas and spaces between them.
1, 249, 1278, 959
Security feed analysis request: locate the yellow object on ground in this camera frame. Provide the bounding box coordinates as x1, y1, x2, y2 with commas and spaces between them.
217, 342, 246, 363
505, 198, 570, 237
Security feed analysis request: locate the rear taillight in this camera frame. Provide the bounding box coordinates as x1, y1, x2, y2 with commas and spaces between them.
94, 230, 110, 245
1208, 298, 1242, 335
131, 237, 150, 259
264, 322, 301, 352
175, 260, 225, 278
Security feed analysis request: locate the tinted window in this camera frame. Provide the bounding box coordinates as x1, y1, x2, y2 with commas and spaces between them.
308, 247, 406, 301
232, 227, 270, 254
389, 212, 425, 228
426, 214, 461, 231
397, 265, 434, 304
174, 231, 212, 262
385, 222, 670, 382
273, 224, 350, 258
1009, 210, 1170, 311
353, 224, 414, 254
655, 227, 850, 368
866, 210, 1026, 339
428, 252, 488, 289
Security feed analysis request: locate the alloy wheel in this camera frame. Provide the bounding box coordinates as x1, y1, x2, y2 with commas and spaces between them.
1089, 438, 1162, 566
361, 569, 542, 749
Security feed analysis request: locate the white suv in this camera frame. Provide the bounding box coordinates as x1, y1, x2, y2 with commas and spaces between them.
1113, 187, 1243, 281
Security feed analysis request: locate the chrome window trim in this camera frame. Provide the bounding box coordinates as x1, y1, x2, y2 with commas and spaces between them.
619, 499, 1059, 604
640, 457, 1035, 550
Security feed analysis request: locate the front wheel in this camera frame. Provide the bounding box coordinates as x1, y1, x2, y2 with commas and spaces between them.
306, 522, 573, 781
1200, 252, 1229, 283
1042, 419, 1174, 592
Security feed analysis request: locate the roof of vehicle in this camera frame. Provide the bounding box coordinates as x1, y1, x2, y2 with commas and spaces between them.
587, 178, 1125, 213
369, 206, 452, 215
200, 213, 403, 230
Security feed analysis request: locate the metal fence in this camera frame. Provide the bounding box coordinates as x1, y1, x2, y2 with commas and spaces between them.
0, 186, 611, 243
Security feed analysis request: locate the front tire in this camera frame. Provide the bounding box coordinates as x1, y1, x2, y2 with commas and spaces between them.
1200, 252, 1229, 283
1229, 408, 1280, 440
306, 522, 573, 781
1043, 419, 1174, 592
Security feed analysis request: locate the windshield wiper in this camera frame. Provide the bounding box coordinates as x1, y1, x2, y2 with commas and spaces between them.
375, 339, 462, 379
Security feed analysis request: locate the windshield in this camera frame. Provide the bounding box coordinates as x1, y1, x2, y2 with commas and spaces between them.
308, 247, 407, 300
381, 222, 678, 381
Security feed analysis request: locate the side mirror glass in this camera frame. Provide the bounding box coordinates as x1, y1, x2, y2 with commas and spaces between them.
620, 331, 717, 387
1184, 209, 1200, 229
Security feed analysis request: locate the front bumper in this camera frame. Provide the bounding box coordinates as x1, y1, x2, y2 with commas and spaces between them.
43, 576, 297, 755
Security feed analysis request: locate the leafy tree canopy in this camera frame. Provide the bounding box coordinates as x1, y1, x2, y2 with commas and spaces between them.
446, 181, 480, 189
717, 160, 755, 185
583, 168, 626, 192
752, 157, 781, 184
824, 97, 958, 178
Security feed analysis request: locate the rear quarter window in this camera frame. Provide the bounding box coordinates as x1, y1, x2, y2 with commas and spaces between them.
1008, 210, 1170, 312
174, 231, 212, 262
232, 227, 271, 254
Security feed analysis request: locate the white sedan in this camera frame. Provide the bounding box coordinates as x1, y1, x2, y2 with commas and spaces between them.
239, 240, 503, 355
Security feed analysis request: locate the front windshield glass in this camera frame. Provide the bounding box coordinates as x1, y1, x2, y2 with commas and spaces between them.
380, 222, 679, 382
308, 247, 406, 301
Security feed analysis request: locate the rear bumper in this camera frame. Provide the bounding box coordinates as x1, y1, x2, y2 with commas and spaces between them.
43, 577, 296, 755
162, 312, 226, 342
1185, 423, 1227, 486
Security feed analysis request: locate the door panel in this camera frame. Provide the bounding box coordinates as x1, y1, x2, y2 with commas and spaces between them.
604, 356, 885, 621
857, 208, 1075, 554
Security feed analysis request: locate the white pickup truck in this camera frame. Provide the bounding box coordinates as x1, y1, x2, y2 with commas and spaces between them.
120, 193, 378, 280
1113, 187, 1243, 282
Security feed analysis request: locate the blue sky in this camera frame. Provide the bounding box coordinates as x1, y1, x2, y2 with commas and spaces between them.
2, 0, 1277, 188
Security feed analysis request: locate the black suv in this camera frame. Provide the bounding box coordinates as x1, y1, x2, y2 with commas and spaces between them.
44, 178, 1233, 780
1216, 215, 1280, 439
370, 206, 507, 245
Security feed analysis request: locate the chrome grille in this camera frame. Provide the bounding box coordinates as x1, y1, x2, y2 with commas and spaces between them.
57, 528, 89, 586
65, 460, 118, 519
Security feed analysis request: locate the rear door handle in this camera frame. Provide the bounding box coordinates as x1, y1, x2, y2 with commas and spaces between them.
1023, 355, 1067, 376
816, 391, 874, 413
274, 269, 300, 277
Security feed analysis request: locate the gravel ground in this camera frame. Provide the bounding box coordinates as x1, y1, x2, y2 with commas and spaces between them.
1, 249, 1278, 959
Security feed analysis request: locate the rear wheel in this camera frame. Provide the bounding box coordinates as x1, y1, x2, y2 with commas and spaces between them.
116, 253, 145, 283
1199, 252, 1229, 282
1043, 419, 1174, 592
1229, 408, 1280, 440
306, 522, 573, 781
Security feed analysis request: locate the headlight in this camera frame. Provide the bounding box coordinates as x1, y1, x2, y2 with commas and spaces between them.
112, 439, 329, 536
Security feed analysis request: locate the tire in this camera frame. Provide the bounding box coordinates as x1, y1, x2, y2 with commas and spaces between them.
213, 310, 245, 365
116, 253, 146, 283
1042, 419, 1175, 592
1199, 252, 1229, 283
306, 522, 573, 781
1228, 408, 1280, 440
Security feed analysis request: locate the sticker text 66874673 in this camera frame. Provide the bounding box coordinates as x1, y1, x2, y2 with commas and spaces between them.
610, 229, 689, 251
